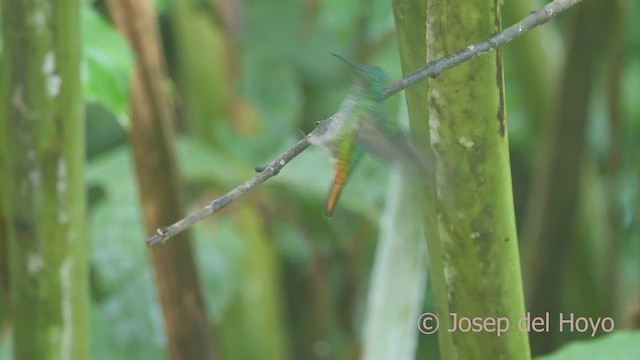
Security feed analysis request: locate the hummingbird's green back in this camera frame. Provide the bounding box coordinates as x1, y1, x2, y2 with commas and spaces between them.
308, 59, 389, 217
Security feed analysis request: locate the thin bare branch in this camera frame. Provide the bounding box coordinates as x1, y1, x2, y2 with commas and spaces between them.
148, 136, 312, 245
381, 0, 584, 99
147, 0, 583, 246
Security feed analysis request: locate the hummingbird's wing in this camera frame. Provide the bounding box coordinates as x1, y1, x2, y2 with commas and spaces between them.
355, 111, 432, 179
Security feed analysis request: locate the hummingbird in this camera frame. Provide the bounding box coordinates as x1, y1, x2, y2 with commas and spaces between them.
308, 56, 389, 217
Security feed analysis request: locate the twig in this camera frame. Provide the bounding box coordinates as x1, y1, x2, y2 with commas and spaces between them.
381, 0, 584, 99
147, 136, 311, 245
147, 0, 583, 246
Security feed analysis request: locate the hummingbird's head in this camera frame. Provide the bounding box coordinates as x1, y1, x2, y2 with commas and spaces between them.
332, 53, 388, 99
353, 65, 387, 94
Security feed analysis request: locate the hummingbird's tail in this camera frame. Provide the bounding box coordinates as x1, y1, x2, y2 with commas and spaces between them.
324, 157, 350, 218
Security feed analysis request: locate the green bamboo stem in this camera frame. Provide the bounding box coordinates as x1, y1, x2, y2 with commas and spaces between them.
1, 0, 89, 358
173, 0, 232, 145
392, 0, 451, 358
425, 0, 530, 358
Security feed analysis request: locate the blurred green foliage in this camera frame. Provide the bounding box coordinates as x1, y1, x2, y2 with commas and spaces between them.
86, 146, 163, 359
81, 4, 133, 124
536, 331, 640, 360
1, 0, 638, 358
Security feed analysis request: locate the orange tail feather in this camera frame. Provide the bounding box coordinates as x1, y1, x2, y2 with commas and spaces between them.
325, 160, 349, 218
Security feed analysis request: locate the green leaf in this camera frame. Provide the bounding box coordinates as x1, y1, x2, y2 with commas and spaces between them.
81, 5, 134, 124
86, 146, 165, 360
177, 136, 254, 189
191, 217, 248, 324
536, 331, 640, 360
236, 56, 303, 148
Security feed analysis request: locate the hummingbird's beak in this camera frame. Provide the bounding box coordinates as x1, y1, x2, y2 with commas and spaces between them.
331, 53, 359, 70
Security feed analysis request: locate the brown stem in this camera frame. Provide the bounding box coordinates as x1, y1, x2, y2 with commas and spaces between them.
106, 0, 216, 358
